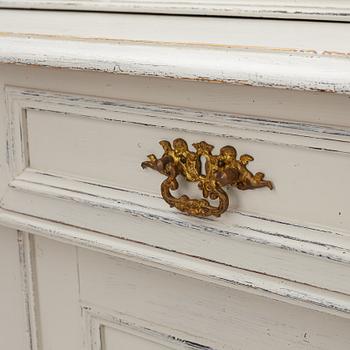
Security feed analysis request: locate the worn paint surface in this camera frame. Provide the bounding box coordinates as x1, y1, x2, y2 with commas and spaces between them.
14, 233, 350, 349
0, 0, 350, 21
0, 33, 350, 94
0, 23, 350, 348
1, 86, 350, 302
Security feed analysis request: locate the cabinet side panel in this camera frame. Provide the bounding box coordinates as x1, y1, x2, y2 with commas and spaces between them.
0, 226, 28, 350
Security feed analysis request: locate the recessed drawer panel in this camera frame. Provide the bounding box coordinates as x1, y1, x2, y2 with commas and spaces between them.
25, 108, 164, 194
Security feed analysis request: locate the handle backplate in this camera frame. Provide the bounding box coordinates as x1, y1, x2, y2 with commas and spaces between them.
142, 138, 273, 217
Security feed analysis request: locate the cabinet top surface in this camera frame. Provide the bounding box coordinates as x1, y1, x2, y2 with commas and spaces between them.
0, 10, 349, 94
0, 10, 350, 53
1, 0, 350, 22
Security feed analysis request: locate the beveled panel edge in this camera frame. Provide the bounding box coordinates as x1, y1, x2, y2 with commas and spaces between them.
17, 231, 41, 350
1, 208, 349, 319
10, 168, 350, 265
82, 305, 213, 350
6, 86, 350, 154
0, 1, 349, 22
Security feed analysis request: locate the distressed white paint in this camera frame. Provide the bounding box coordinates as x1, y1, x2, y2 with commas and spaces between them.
84, 307, 214, 350
0, 12, 350, 348
0, 11, 350, 94
1, 10, 350, 53
4, 87, 350, 231
17, 232, 40, 350
30, 235, 83, 349
1, 86, 350, 297
1, 208, 349, 319
1, 64, 350, 127
0, 227, 29, 350
0, 0, 350, 21
16, 234, 350, 349
1, 35, 350, 94
78, 249, 350, 349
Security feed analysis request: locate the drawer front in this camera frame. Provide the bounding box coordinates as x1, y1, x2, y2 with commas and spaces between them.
0, 67, 349, 306
4, 86, 350, 230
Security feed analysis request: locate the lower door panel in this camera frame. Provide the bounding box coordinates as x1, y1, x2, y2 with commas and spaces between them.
17, 233, 350, 350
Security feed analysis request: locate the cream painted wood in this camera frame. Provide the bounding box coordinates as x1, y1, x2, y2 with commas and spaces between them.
19, 234, 350, 350
1, 65, 350, 128
28, 234, 83, 349
1, 11, 350, 94
0, 61, 349, 299
4, 87, 349, 231
0, 10, 350, 350
1, 10, 350, 54
0, 226, 28, 350
1, 78, 350, 296
1, 0, 350, 21
1, 209, 350, 318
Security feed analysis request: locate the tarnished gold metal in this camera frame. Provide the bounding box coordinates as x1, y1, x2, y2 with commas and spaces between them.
141, 138, 273, 217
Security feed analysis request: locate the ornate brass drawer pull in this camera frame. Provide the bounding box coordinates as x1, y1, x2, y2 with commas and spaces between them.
141, 139, 273, 217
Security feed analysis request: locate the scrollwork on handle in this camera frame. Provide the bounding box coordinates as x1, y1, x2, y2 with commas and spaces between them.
141, 138, 273, 217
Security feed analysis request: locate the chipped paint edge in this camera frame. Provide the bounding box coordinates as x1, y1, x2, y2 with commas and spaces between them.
4, 86, 350, 263
2, 208, 350, 319
1, 35, 350, 94
82, 306, 214, 350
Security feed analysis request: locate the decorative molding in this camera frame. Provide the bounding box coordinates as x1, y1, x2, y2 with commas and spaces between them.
1, 209, 349, 319
1, 35, 350, 94
82, 306, 213, 350
17, 231, 41, 350
0, 1, 350, 21
10, 169, 350, 263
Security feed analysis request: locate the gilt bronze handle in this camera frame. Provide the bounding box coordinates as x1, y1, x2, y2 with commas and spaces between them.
141, 138, 273, 217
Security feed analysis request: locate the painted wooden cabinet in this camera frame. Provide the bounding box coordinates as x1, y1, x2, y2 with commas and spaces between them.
0, 8, 350, 350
